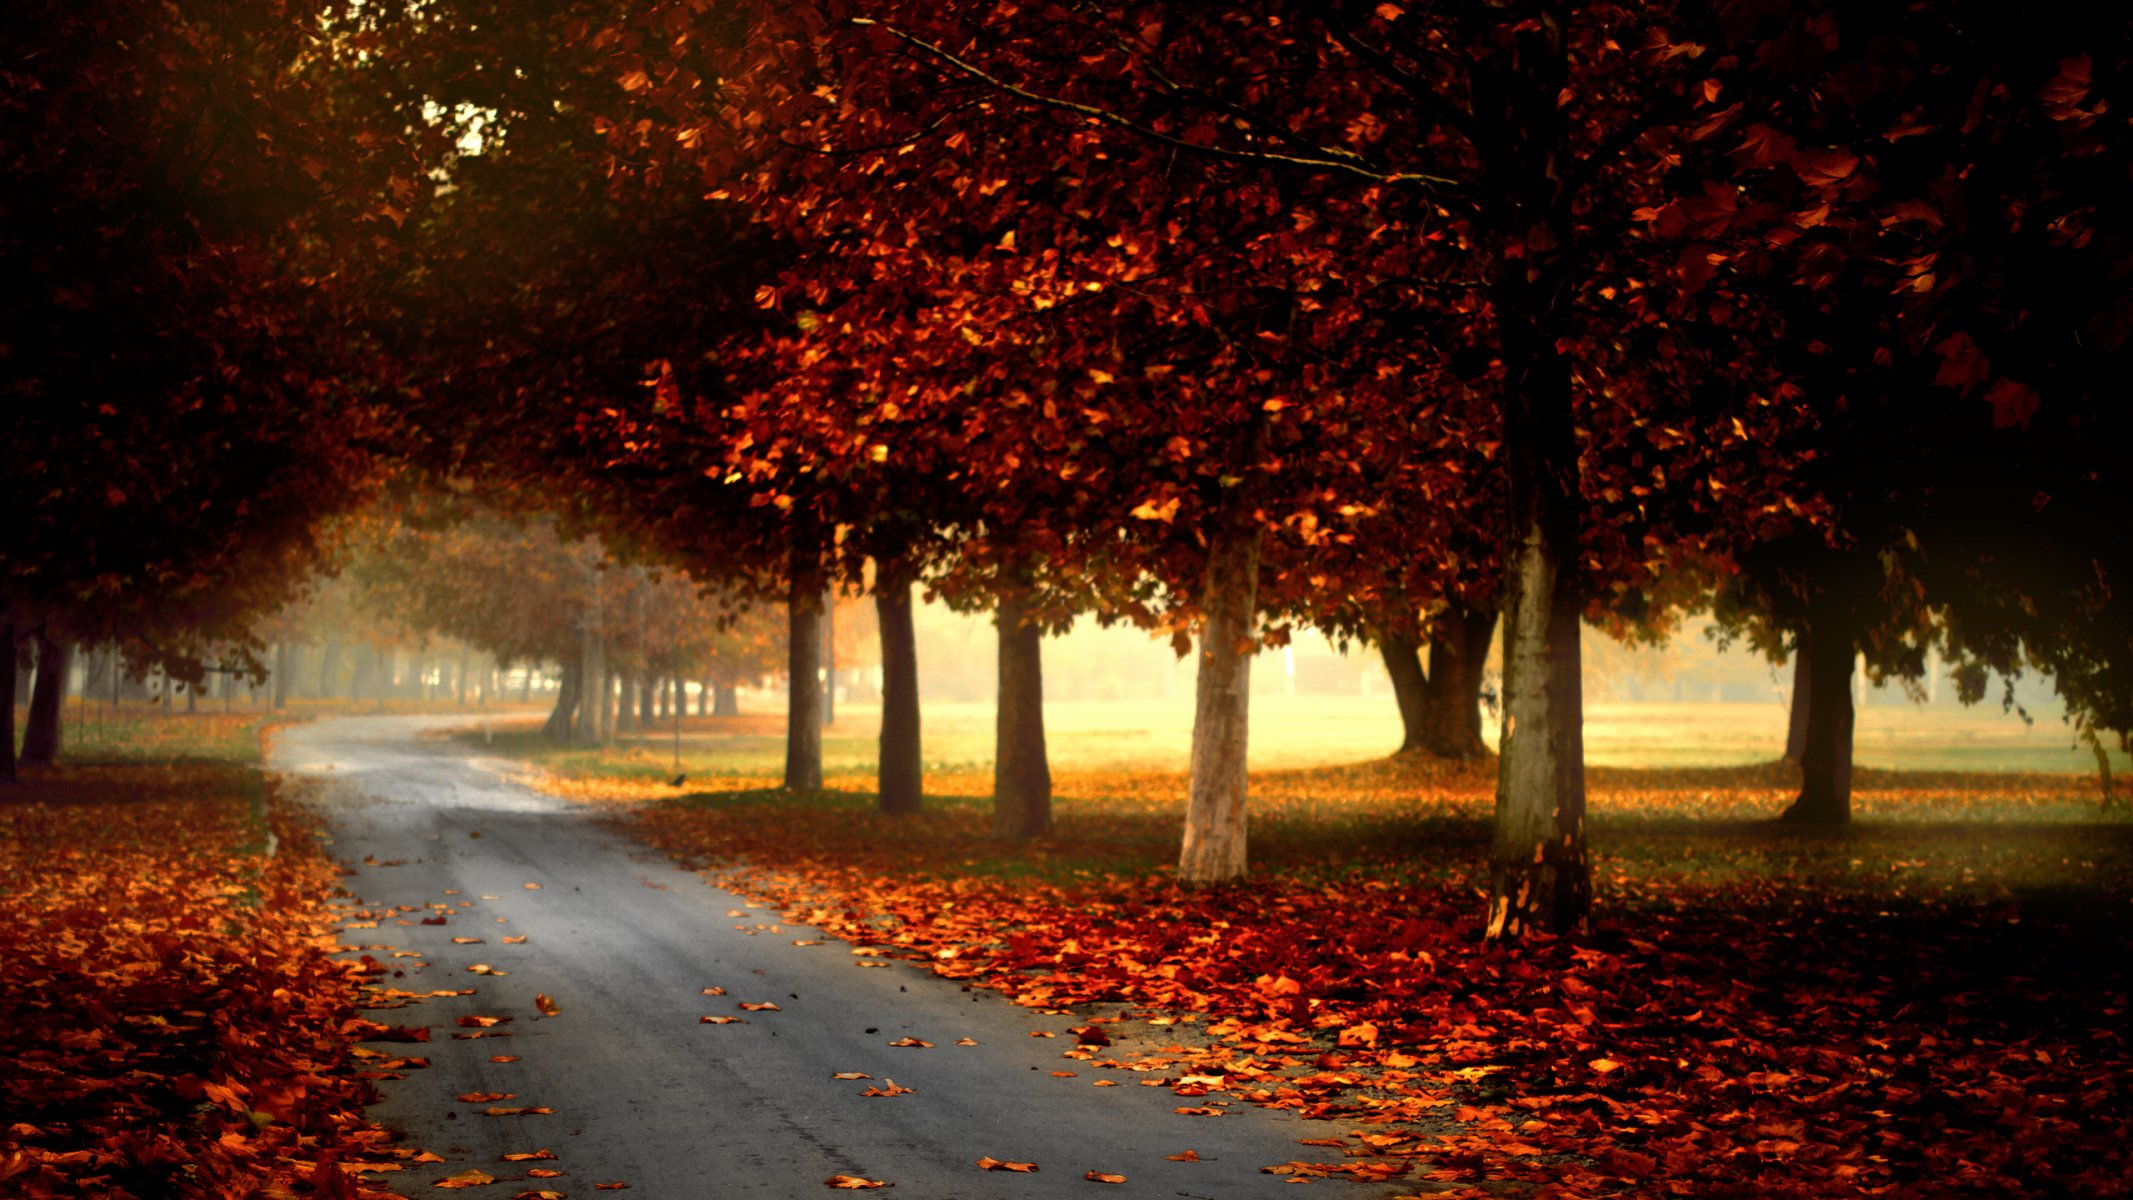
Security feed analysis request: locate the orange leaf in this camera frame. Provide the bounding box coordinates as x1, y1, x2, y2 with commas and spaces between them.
700, 1016, 746, 1025
824, 1177, 889, 1190
457, 1092, 515, 1103
500, 1151, 555, 1162
535, 994, 561, 1017
976, 1158, 1039, 1172
1085, 1172, 1127, 1184
886, 1037, 932, 1048
527, 1169, 562, 1178
1167, 1150, 1200, 1162
482, 1107, 554, 1116
434, 1169, 496, 1189
738, 1002, 780, 1012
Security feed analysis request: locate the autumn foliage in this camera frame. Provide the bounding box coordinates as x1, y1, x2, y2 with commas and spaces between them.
0, 762, 402, 1199
601, 761, 2133, 1198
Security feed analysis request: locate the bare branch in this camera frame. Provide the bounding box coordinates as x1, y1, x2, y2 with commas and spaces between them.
848, 17, 1461, 192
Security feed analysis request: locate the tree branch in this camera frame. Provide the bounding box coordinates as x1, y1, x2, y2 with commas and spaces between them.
848, 18, 1461, 192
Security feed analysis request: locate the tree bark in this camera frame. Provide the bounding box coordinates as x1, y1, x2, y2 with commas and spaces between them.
1485, 295, 1590, 938
1782, 645, 1811, 763
823, 594, 836, 727
272, 642, 291, 710
636, 673, 655, 728
543, 660, 581, 741
876, 572, 922, 816
1421, 606, 1497, 759
2, 621, 16, 783
319, 639, 343, 699
785, 541, 826, 791
1178, 520, 1263, 884
1378, 630, 1429, 755
21, 636, 69, 765
578, 605, 607, 747
992, 593, 1051, 840
1781, 603, 1855, 823
713, 681, 738, 717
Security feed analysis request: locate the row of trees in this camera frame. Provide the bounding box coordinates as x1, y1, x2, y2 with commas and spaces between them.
8, 1, 2128, 938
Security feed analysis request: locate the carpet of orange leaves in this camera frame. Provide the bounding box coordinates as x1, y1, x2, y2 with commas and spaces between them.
584, 756, 2133, 1198
0, 762, 409, 1199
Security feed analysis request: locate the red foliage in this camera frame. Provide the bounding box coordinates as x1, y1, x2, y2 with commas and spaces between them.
0, 766, 409, 1198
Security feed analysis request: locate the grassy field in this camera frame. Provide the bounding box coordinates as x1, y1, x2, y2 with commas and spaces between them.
513, 689, 2131, 778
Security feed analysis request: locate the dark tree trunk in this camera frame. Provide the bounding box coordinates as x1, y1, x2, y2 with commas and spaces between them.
713, 681, 738, 717
876, 573, 922, 816
992, 593, 1051, 840
272, 642, 292, 710
2, 621, 17, 783
578, 605, 606, 747
21, 636, 69, 765
636, 673, 655, 728
1178, 520, 1262, 883
1378, 631, 1430, 755
519, 666, 534, 705
785, 541, 826, 791
615, 675, 638, 733
1422, 606, 1497, 759
543, 661, 582, 742
1782, 604, 1855, 824
455, 648, 471, 707
1783, 646, 1811, 763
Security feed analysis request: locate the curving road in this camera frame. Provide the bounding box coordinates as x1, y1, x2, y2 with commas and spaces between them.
273, 715, 1408, 1199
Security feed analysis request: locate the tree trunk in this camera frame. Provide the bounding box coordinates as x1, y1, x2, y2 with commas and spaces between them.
637, 673, 655, 727
1486, 303, 1590, 939
1178, 520, 1263, 884
652, 675, 665, 721
1782, 603, 1855, 823
272, 642, 291, 710
543, 661, 582, 741
785, 541, 826, 791
1421, 606, 1496, 759
21, 636, 69, 765
319, 639, 343, 699
2, 621, 17, 783
578, 606, 606, 747
713, 681, 738, 717
992, 592, 1051, 839
1782, 645, 1811, 763
822, 592, 837, 727
876, 573, 922, 816
1378, 630, 1429, 755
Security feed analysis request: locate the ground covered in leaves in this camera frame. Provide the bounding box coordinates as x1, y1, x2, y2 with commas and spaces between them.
539, 749, 2133, 1198
0, 715, 411, 1199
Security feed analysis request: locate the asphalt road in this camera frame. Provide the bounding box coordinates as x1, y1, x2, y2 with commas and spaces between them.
272, 715, 1409, 1199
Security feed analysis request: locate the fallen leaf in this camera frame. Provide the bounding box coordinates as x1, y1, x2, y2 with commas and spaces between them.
832, 1072, 873, 1080
824, 1176, 889, 1189
793, 939, 822, 946
452, 937, 485, 945
954, 1037, 979, 1046
535, 993, 561, 1017
887, 1037, 933, 1048
738, 1001, 780, 1012
457, 1091, 516, 1103
860, 1079, 916, 1097
482, 1107, 554, 1116
513, 1192, 565, 1200
1590, 1057, 1623, 1074
701, 986, 727, 996
1051, 1071, 1078, 1077
976, 1158, 1039, 1173
1085, 1172, 1127, 1184
1167, 1150, 1200, 1162
1174, 1107, 1221, 1116
700, 1016, 747, 1025
490, 1055, 521, 1063
457, 1015, 511, 1028
523, 882, 541, 890
595, 1185, 629, 1191
435, 1169, 496, 1189
467, 964, 507, 975
501, 1151, 555, 1162
1092, 1080, 1119, 1087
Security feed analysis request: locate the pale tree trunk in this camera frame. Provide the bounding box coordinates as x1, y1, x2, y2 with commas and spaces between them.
1178, 520, 1263, 884
823, 596, 836, 728
992, 593, 1051, 839
713, 681, 738, 717
456, 647, 471, 707
785, 540, 826, 791
21, 636, 69, 765
272, 642, 292, 710
579, 605, 607, 747
1781, 602, 1855, 823
636, 674, 655, 728
1783, 647, 1811, 763
876, 571, 922, 816
1486, 293, 1591, 939
1377, 630, 1429, 755
319, 639, 343, 699
1422, 606, 1496, 759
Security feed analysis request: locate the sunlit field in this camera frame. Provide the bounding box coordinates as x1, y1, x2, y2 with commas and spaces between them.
547, 689, 2129, 778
